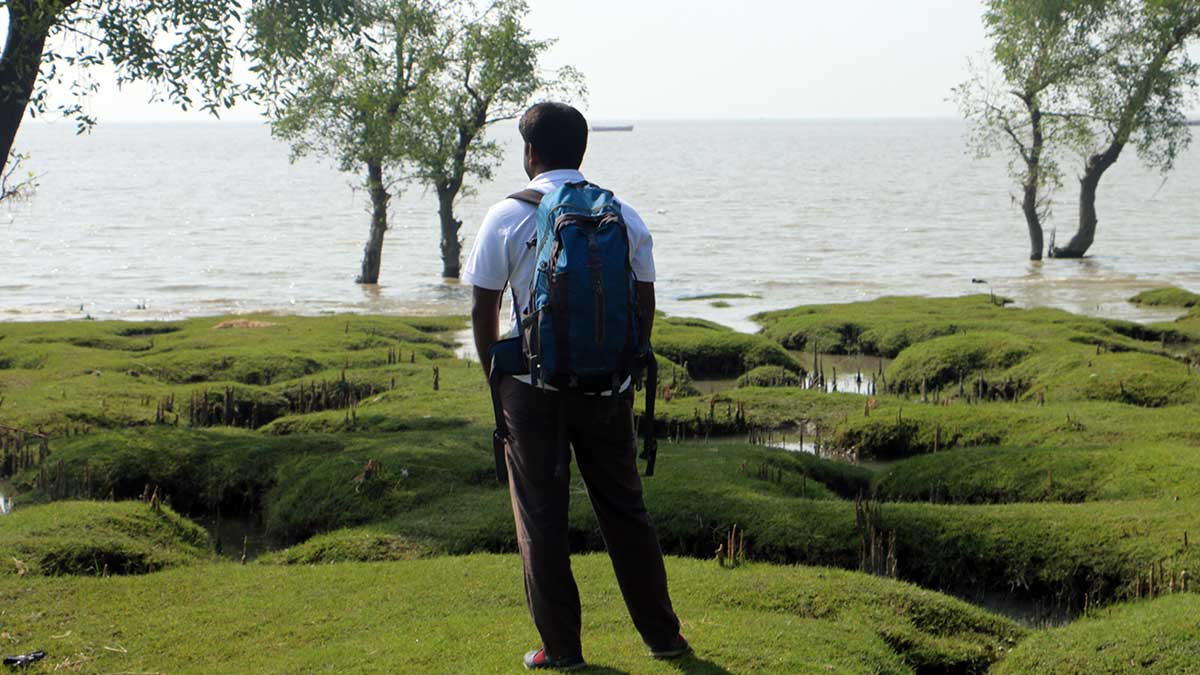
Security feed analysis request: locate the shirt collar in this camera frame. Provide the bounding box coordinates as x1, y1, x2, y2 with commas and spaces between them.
528, 169, 585, 190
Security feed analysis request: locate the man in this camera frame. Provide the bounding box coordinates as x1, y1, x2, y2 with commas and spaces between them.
464, 102, 689, 671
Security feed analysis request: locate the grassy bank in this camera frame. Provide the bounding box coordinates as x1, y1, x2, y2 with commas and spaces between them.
0, 554, 1023, 674
993, 594, 1200, 675
4, 297, 1200, 664
0, 500, 208, 576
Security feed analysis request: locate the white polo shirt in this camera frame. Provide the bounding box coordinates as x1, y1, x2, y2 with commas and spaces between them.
463, 169, 656, 338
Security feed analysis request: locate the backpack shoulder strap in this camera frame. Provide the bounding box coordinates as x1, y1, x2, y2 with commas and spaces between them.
508, 189, 544, 207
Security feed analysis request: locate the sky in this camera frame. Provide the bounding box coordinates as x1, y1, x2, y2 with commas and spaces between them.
28, 0, 993, 123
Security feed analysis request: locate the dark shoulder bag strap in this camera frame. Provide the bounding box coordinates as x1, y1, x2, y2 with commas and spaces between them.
490, 188, 544, 485
508, 189, 544, 206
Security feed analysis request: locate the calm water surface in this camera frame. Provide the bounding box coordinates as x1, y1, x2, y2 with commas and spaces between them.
3, 120, 1197, 330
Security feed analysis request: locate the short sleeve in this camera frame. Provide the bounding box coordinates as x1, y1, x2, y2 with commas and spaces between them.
462, 202, 511, 291
620, 201, 656, 283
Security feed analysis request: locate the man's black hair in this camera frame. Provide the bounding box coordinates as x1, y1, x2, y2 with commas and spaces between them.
519, 102, 589, 170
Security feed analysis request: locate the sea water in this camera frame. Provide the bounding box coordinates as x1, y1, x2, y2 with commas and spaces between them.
3, 119, 1198, 329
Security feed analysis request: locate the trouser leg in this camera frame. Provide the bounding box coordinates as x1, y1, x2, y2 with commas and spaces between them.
500, 377, 582, 658
571, 393, 681, 647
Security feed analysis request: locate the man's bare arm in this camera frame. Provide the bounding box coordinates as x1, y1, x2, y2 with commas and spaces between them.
471, 286, 503, 381
636, 281, 656, 343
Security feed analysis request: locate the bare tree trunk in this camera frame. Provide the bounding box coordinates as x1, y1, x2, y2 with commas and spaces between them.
1021, 180, 1044, 261
437, 183, 463, 279
1022, 105, 1046, 261
0, 3, 54, 178
357, 160, 389, 285
1051, 143, 1122, 259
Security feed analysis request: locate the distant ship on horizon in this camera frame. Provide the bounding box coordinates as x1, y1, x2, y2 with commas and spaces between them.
592, 124, 634, 132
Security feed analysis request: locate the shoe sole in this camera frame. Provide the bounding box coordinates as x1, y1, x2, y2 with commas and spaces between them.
524, 660, 586, 671
650, 646, 692, 659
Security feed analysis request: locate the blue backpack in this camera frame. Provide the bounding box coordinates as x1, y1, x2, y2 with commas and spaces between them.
488, 181, 660, 478
511, 181, 646, 390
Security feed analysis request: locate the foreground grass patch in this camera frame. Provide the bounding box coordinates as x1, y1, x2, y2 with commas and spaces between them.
0, 501, 208, 576
993, 594, 1200, 675
0, 554, 1023, 674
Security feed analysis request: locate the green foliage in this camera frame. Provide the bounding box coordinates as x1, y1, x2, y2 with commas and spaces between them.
1069, 1, 1200, 174
250, 0, 582, 277
994, 594, 1200, 675
0, 500, 209, 576
24, 0, 247, 124
0, 554, 1023, 674
955, 0, 1108, 243
253, 0, 444, 173
405, 0, 581, 196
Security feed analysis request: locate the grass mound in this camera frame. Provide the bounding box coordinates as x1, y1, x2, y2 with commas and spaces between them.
258, 528, 435, 564
754, 295, 1169, 357
884, 331, 1035, 392
1130, 286, 1200, 308
0, 500, 209, 576
993, 594, 1200, 675
0, 314, 462, 432
0, 554, 1023, 674
654, 315, 803, 379
873, 444, 1200, 503
736, 365, 804, 388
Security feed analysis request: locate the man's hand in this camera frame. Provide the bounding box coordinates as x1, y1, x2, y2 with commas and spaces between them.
471, 286, 504, 381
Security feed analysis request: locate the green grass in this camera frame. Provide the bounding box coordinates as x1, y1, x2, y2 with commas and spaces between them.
993, 594, 1200, 675
7, 301, 1200, 630
0, 500, 209, 576
883, 331, 1035, 392
736, 365, 804, 388
654, 315, 803, 379
754, 295, 1174, 357
0, 554, 1024, 674
0, 313, 462, 433
1130, 286, 1200, 308
874, 444, 1200, 503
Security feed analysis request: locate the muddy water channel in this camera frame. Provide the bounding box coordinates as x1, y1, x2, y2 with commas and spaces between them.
194, 512, 280, 562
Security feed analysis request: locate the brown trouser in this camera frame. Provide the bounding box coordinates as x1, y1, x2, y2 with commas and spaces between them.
500, 376, 680, 659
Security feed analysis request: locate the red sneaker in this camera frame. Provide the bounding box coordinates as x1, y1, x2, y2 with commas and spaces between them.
523, 647, 586, 671
649, 634, 691, 659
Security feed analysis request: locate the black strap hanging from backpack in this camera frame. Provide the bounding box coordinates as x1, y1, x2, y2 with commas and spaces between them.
640, 351, 659, 477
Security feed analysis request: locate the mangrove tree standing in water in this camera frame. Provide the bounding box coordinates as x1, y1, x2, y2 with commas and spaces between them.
250, 0, 579, 284
251, 0, 443, 285
963, 0, 1200, 259
404, 0, 581, 279
1050, 0, 1200, 258
957, 0, 1108, 260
